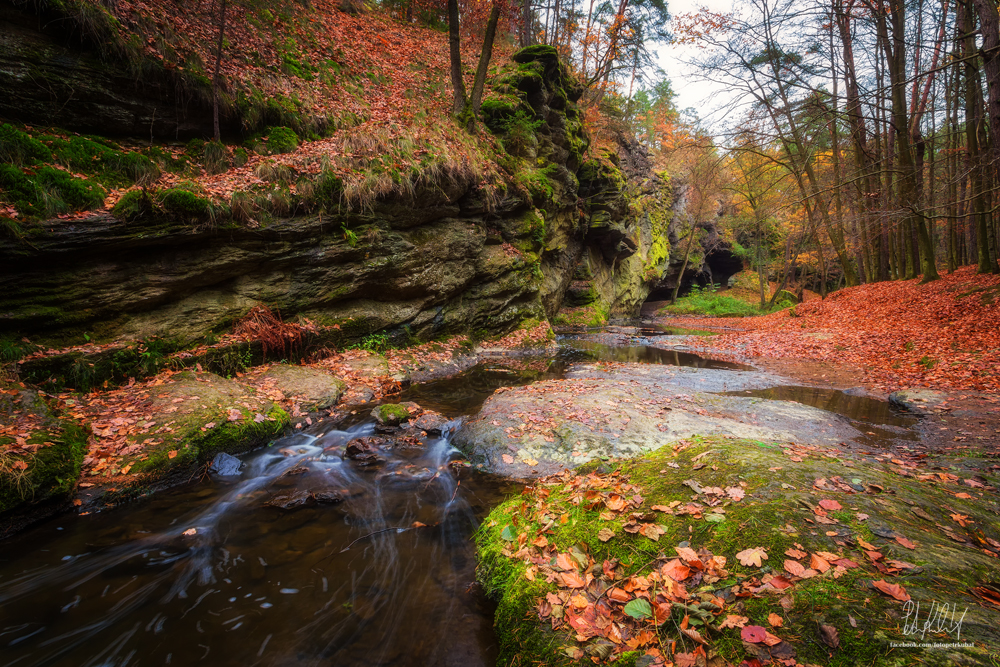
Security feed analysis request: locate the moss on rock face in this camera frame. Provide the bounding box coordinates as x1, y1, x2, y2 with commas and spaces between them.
477, 436, 1000, 666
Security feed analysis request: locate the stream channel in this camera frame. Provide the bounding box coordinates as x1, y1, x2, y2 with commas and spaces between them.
0, 328, 918, 667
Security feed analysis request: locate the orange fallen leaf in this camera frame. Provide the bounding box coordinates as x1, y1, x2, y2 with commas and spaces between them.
168, 450, 178, 459
872, 579, 910, 601
767, 612, 783, 627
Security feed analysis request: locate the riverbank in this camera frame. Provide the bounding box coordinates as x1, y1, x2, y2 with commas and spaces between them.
656, 267, 1000, 394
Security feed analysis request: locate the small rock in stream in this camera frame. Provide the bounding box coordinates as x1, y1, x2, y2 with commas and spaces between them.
209, 452, 243, 477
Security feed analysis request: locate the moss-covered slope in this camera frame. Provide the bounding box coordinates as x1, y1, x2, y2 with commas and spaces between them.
477, 436, 1000, 666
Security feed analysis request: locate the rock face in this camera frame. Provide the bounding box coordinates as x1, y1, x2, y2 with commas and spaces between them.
0, 46, 676, 347
0, 2, 226, 138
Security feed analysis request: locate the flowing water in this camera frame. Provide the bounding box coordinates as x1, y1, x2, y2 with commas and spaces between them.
0, 332, 919, 666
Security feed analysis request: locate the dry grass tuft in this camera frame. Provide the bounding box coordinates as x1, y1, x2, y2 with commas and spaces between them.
234, 305, 307, 358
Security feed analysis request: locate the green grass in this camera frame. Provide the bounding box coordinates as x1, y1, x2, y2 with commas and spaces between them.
658, 287, 771, 318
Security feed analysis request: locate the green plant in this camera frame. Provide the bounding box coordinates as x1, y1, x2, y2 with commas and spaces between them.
203, 140, 228, 174
341, 223, 358, 247
355, 332, 390, 353
497, 110, 543, 154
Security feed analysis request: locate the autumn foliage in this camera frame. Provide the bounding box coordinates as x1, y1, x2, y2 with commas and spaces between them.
672, 267, 1000, 393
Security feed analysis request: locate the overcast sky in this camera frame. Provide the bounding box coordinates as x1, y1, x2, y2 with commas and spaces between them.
653, 0, 735, 124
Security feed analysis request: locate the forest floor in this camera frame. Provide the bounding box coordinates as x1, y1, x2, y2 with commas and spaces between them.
659, 266, 1000, 395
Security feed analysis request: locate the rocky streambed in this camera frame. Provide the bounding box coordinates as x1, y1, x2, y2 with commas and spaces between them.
0, 327, 997, 667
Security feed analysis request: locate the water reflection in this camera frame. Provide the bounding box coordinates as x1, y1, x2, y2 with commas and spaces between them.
558, 338, 753, 371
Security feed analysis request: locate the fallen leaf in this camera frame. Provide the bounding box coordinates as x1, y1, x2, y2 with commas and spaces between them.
872, 579, 910, 601
810, 553, 831, 573
767, 613, 783, 627
737, 547, 768, 567
741, 625, 767, 643
784, 559, 807, 577
895, 536, 916, 550
182, 528, 197, 536
719, 614, 748, 629
819, 623, 840, 648
675, 545, 700, 563
819, 499, 842, 511
623, 598, 653, 619
168, 450, 178, 459
598, 528, 615, 542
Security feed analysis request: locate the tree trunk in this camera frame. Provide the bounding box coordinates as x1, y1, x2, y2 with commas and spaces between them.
448, 0, 467, 117
471, 2, 502, 114
671, 221, 700, 304
522, 0, 533, 47
877, 0, 938, 282
212, 0, 227, 142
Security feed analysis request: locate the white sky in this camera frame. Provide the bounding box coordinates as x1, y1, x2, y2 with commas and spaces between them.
653, 0, 736, 125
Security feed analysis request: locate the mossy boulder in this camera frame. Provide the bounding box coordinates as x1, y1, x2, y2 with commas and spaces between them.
259, 364, 347, 411
116, 371, 288, 475
477, 435, 1000, 666
0, 385, 87, 527
372, 403, 411, 427
512, 44, 559, 65
157, 188, 210, 219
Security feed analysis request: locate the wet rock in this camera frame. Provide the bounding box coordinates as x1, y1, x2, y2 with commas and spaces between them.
454, 363, 874, 477
264, 488, 344, 509
264, 490, 315, 509
260, 365, 347, 411
345, 436, 387, 467
372, 403, 412, 427
412, 411, 449, 435
346, 436, 388, 459
279, 465, 311, 478
209, 452, 243, 477
889, 388, 949, 414
312, 489, 344, 504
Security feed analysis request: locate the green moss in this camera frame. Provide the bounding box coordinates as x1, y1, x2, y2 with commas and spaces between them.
0, 164, 106, 218
512, 44, 559, 63
112, 189, 157, 221
0, 415, 86, 515
0, 123, 50, 165
158, 188, 210, 218
372, 403, 410, 426
130, 405, 288, 475
257, 126, 299, 155
476, 437, 1000, 666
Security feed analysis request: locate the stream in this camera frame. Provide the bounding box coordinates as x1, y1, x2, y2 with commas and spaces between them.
0, 330, 919, 667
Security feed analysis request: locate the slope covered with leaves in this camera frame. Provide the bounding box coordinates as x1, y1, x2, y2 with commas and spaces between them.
2, 0, 513, 224
666, 268, 1000, 393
